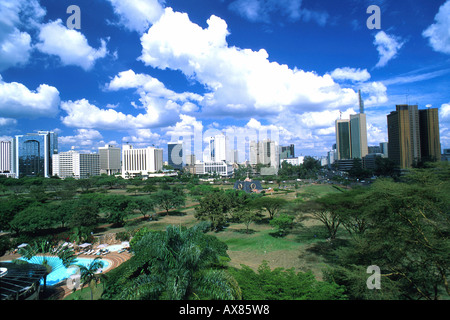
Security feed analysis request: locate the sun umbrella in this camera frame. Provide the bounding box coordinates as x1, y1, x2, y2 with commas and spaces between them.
79, 243, 91, 248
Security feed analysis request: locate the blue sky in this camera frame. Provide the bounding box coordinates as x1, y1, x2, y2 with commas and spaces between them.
1, 0, 449, 161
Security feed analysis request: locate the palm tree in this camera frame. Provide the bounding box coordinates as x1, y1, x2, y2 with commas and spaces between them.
110, 223, 241, 300
18, 240, 76, 292
78, 257, 104, 300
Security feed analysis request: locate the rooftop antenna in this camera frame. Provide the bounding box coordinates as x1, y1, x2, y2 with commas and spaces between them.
358, 90, 364, 114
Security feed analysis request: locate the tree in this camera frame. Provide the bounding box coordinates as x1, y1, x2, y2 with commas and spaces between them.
131, 197, 155, 220
302, 156, 321, 171
0, 195, 35, 234
326, 168, 450, 300
269, 214, 295, 237
195, 190, 232, 231
69, 196, 100, 236
78, 257, 105, 300
10, 204, 56, 234
100, 195, 133, 226
374, 156, 398, 178
229, 261, 346, 300
296, 195, 342, 240
28, 185, 49, 203
232, 204, 261, 234
18, 240, 76, 292
348, 158, 371, 180
153, 188, 186, 215
141, 184, 157, 193
327, 187, 370, 237
102, 223, 241, 300
48, 200, 76, 228
76, 177, 94, 192
253, 197, 287, 220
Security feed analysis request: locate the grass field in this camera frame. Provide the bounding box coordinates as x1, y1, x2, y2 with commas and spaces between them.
97, 183, 343, 280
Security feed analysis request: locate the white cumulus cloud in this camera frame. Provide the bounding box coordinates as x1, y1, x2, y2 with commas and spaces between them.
139, 8, 358, 116
423, 0, 450, 55
0, 76, 60, 118
107, 0, 165, 33
59, 129, 103, 147
107, 69, 203, 103
373, 31, 405, 68
0, 0, 46, 71
330, 67, 371, 82
60, 97, 183, 131
36, 19, 108, 71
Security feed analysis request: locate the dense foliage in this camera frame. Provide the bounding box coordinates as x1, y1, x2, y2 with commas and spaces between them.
0, 163, 448, 300
229, 262, 346, 300
101, 223, 241, 300
317, 164, 450, 300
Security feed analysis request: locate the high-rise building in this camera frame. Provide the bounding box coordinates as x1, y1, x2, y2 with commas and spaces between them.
249, 141, 258, 165
98, 144, 121, 175
121, 144, 163, 178
350, 113, 369, 159
0, 140, 12, 174
419, 108, 441, 162
168, 141, 184, 170
335, 119, 351, 160
13, 131, 58, 178
335, 90, 368, 162
387, 105, 421, 168
249, 139, 279, 168
379, 142, 388, 158
53, 149, 100, 179
280, 144, 295, 160
207, 134, 228, 162
78, 153, 100, 179
442, 149, 450, 162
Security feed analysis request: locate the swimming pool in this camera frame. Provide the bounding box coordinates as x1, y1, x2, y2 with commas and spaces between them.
105, 244, 123, 252
8, 256, 111, 286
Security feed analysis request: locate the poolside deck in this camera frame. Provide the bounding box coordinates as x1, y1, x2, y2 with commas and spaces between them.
0, 250, 132, 300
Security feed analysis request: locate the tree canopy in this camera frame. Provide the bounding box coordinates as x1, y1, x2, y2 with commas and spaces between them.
102, 223, 241, 300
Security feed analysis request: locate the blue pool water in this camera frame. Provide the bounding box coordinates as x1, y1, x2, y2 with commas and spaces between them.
105, 244, 123, 252
10, 256, 111, 286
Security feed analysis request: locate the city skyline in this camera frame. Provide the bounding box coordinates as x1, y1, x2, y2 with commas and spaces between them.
1, 1, 450, 160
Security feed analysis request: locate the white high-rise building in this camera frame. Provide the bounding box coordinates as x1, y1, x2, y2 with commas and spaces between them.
121, 144, 163, 178
99, 144, 121, 175
0, 140, 12, 174
249, 139, 280, 168
53, 149, 100, 179
207, 134, 229, 162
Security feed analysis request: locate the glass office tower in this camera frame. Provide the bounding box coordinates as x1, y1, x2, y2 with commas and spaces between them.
168, 141, 183, 170
14, 131, 58, 178
335, 120, 351, 160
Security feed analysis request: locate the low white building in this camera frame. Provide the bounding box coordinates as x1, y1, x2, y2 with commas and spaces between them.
53, 149, 100, 179
121, 144, 163, 179
281, 156, 305, 166
194, 160, 234, 177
